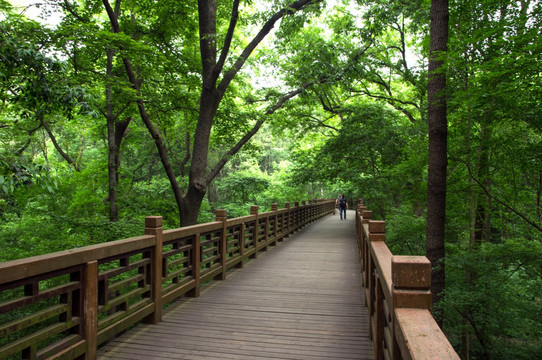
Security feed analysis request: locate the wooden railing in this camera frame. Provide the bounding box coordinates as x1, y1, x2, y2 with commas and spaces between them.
0, 200, 334, 360
356, 202, 460, 360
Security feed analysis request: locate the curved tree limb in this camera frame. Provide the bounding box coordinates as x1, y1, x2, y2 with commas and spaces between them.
103, 0, 185, 206
213, 0, 240, 82
206, 79, 317, 186
40, 118, 80, 171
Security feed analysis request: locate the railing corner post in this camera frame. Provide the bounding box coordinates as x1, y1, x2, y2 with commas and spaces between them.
144, 216, 163, 324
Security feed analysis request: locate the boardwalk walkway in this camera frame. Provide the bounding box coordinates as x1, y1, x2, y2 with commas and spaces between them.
97, 210, 374, 360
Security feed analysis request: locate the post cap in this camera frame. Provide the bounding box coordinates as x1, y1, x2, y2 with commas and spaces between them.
215, 209, 227, 220
392, 256, 431, 289
145, 216, 163, 228
369, 220, 385, 233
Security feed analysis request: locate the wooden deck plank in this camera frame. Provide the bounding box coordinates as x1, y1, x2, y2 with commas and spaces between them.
98, 210, 374, 359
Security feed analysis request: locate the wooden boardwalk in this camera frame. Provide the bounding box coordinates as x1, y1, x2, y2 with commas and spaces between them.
97, 210, 374, 360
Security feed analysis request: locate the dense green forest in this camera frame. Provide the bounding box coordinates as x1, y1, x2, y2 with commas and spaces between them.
1, 0, 541, 359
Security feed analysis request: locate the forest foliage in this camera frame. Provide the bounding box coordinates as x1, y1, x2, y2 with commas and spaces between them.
1, 0, 541, 359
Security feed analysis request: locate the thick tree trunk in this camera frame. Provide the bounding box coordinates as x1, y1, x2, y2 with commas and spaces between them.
426, 0, 449, 320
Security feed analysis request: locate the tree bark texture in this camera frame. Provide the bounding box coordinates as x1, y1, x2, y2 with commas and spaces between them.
426, 0, 449, 316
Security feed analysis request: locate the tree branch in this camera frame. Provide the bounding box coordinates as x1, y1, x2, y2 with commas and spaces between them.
40, 118, 80, 171
180, 129, 191, 177
103, 0, 185, 203
460, 157, 542, 233
206, 119, 264, 185
350, 87, 418, 123
206, 79, 317, 185
61, 0, 88, 23
265, 81, 313, 115
217, 0, 322, 95
213, 0, 240, 82
298, 114, 338, 131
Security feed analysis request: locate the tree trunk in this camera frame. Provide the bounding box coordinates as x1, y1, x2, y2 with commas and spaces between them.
537, 172, 541, 223
182, 88, 222, 225
106, 47, 119, 222
426, 0, 449, 320
104, 0, 320, 227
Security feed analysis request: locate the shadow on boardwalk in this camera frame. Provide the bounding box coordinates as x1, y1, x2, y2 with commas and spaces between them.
98, 210, 374, 360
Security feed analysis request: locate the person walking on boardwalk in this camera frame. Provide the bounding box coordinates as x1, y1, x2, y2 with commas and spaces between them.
337, 194, 348, 220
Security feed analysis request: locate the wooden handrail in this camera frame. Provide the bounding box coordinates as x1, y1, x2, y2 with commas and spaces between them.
0, 199, 334, 360
356, 202, 460, 360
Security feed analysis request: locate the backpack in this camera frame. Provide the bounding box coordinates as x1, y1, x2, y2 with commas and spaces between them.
339, 197, 347, 207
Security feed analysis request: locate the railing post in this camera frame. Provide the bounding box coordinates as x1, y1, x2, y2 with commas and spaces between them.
356, 203, 368, 268
84, 260, 98, 360
250, 205, 259, 258
284, 202, 291, 238
392, 256, 432, 360
362, 210, 373, 286
294, 201, 300, 231
368, 220, 386, 360
237, 219, 245, 268
143, 216, 163, 324
272, 203, 279, 244
301, 200, 308, 227
215, 209, 227, 280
